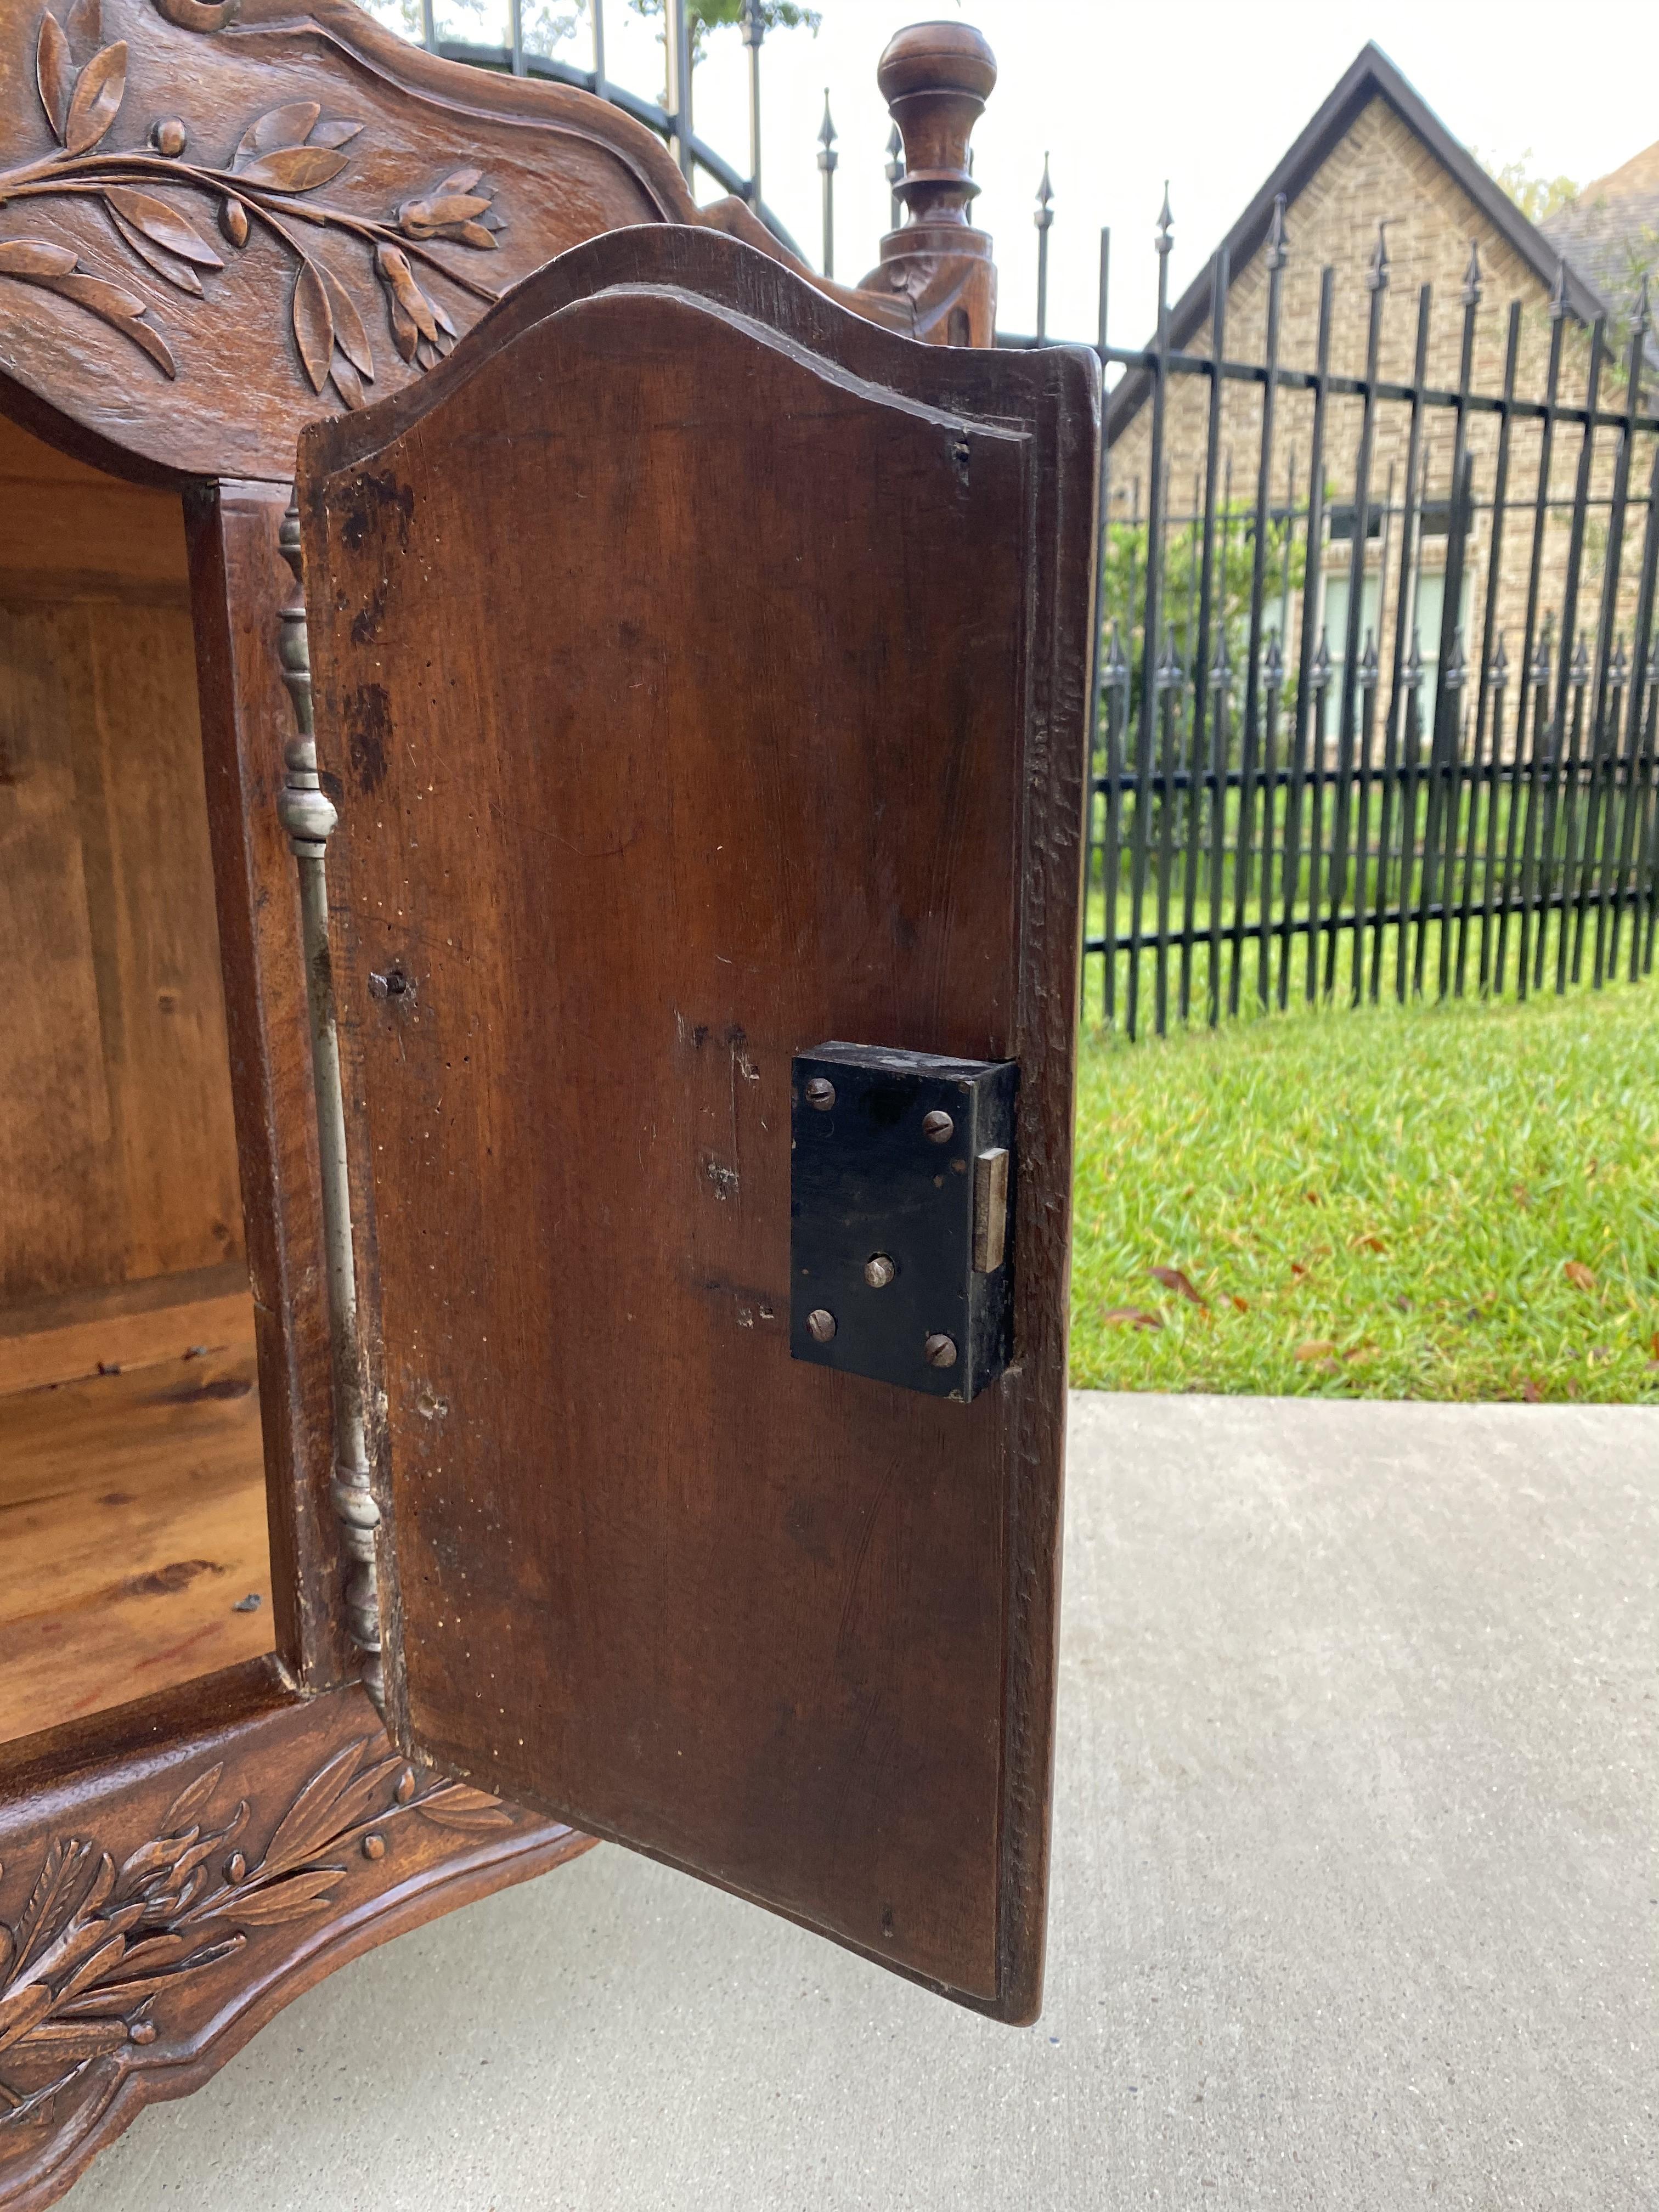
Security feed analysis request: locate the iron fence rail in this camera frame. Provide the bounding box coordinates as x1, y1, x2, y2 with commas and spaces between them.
427, 30, 1659, 1036
1037, 202, 1659, 1034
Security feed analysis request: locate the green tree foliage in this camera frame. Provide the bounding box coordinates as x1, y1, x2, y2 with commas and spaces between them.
366, 0, 817, 64
1102, 501, 1307, 695
1479, 148, 1580, 226
628, 0, 820, 61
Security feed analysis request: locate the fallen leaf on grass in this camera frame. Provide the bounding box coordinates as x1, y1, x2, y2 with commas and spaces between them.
1305, 1190, 1322, 1206
1228, 1294, 1249, 1312
1564, 1261, 1596, 1291
1150, 1265, 1208, 1310
1520, 1378, 1544, 1403
1102, 1306, 1163, 1330
1289, 1261, 1309, 1280
1294, 1340, 1337, 1362
1351, 1232, 1386, 1253
1513, 1182, 1532, 1208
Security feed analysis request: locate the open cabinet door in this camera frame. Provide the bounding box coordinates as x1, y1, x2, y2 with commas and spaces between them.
298, 226, 1098, 2022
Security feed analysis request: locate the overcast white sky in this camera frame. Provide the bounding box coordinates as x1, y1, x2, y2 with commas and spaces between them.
413, 1, 1659, 344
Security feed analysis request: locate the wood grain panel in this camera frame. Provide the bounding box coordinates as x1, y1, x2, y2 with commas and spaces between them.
0, 1285, 273, 1744
0, 419, 243, 1309
303, 228, 1098, 2021
0, 415, 190, 591
185, 479, 351, 1689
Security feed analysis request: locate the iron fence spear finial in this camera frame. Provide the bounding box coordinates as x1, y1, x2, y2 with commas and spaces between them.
741, 0, 764, 211
1266, 192, 1289, 270
1461, 239, 1483, 308
1156, 182, 1173, 258
1035, 153, 1053, 338
1367, 219, 1390, 293
1550, 256, 1569, 320
817, 90, 837, 276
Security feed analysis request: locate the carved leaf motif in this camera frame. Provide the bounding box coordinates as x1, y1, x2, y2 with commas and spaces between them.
160, 1765, 224, 1838
0, 1986, 54, 2056
235, 99, 321, 162
235, 146, 350, 194
318, 262, 373, 379
257, 1743, 375, 1876
50, 1933, 129, 2008
57, 1934, 245, 2016
103, 188, 224, 268
0, 238, 78, 278
61, 39, 125, 156
387, 296, 418, 363
35, 269, 177, 376
376, 242, 438, 346
117, 1831, 197, 1892
4, 11, 504, 397
63, 0, 99, 53
291, 259, 332, 392
106, 208, 202, 295
19, 1901, 143, 2005
35, 10, 71, 142
222, 1868, 340, 1925
10, 1841, 95, 1976
0, 1736, 528, 2128
152, 0, 238, 29
330, 358, 365, 410
415, 1786, 515, 1833
14, 2019, 126, 2058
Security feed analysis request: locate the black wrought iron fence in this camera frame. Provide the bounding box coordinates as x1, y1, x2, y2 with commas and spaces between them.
1008, 208, 1659, 1036
427, 22, 1659, 1039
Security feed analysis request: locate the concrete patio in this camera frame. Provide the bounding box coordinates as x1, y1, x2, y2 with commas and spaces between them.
66, 1393, 1656, 2210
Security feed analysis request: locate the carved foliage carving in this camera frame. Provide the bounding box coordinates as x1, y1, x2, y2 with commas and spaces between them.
0, 0, 505, 406
0, 1737, 512, 2131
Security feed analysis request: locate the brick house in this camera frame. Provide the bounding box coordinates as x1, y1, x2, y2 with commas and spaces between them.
1105, 44, 1650, 735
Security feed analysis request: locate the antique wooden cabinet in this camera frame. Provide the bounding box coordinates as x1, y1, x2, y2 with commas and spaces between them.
0, 4, 1098, 2203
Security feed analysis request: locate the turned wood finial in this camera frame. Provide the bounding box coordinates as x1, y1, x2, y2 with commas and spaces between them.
860, 22, 998, 347
878, 22, 996, 232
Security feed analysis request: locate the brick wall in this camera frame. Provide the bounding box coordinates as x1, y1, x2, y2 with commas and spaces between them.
1107, 95, 1647, 737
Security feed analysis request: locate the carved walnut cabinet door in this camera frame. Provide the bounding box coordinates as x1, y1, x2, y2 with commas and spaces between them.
300, 225, 1098, 2023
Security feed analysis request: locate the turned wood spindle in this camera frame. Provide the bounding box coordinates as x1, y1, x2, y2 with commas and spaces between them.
859, 21, 998, 348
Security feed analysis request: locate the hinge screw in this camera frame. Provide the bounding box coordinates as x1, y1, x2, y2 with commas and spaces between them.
805, 1077, 836, 1111
924, 1333, 958, 1368
806, 1308, 838, 1342
864, 1254, 896, 1289
922, 1110, 955, 1144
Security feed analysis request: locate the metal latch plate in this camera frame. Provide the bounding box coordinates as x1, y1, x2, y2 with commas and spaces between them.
790, 1042, 1016, 1402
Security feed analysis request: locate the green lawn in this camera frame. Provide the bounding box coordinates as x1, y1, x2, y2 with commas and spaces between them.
1069, 981, 1659, 1402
